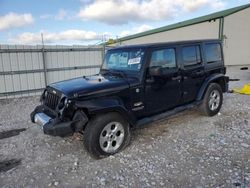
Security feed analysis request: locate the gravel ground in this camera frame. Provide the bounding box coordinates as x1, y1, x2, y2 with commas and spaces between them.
0, 66, 249, 188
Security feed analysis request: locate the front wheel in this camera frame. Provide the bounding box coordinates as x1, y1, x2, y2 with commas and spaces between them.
199, 83, 223, 116
84, 112, 130, 158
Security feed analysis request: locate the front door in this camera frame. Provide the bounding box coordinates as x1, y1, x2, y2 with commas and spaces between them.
145, 47, 181, 115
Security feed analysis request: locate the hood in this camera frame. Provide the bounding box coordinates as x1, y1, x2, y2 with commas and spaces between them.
49, 74, 130, 98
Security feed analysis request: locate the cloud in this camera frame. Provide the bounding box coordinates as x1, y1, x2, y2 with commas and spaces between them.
40, 9, 70, 21
78, 0, 226, 25
181, 0, 225, 11
0, 12, 34, 31
40, 14, 52, 19
55, 9, 68, 20
10, 29, 102, 44
120, 24, 153, 37
210, 0, 226, 9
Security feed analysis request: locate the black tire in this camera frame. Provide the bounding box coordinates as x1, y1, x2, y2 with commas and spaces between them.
199, 83, 223, 116
84, 112, 130, 158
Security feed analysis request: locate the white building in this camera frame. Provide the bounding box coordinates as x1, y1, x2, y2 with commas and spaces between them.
114, 4, 250, 66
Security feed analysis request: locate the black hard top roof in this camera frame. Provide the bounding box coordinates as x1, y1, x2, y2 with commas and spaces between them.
109, 39, 221, 50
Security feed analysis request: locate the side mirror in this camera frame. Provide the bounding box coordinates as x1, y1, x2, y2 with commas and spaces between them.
149, 66, 163, 76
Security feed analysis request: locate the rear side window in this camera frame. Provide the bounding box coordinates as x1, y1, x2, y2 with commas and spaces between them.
204, 43, 222, 63
150, 48, 176, 68
182, 45, 201, 66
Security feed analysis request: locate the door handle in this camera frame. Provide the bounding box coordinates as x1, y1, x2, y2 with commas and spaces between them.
172, 75, 182, 81
191, 70, 204, 77
195, 70, 204, 76
146, 78, 154, 83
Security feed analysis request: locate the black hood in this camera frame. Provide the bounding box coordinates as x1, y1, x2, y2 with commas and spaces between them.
49, 74, 131, 98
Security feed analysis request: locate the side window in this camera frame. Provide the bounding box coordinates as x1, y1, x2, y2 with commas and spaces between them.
204, 43, 222, 63
150, 48, 176, 68
182, 45, 201, 66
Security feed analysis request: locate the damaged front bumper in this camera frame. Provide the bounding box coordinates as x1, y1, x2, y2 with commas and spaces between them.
30, 105, 88, 137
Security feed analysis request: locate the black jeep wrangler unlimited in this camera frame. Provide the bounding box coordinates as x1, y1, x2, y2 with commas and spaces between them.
31, 40, 229, 158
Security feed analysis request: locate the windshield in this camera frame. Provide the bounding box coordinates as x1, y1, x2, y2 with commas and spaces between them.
102, 48, 145, 72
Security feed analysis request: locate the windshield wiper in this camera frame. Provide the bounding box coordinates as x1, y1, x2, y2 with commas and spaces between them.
110, 70, 127, 78
101, 69, 127, 78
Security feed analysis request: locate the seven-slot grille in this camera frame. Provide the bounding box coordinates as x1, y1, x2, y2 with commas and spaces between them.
44, 91, 60, 110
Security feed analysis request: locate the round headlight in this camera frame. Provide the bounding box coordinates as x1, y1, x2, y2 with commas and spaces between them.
64, 98, 68, 105
41, 90, 47, 102
58, 97, 66, 110
44, 90, 48, 97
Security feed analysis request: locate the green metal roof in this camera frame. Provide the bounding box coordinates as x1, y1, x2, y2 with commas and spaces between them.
118, 3, 250, 42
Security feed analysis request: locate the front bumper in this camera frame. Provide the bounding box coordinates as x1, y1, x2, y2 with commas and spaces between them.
30, 105, 87, 137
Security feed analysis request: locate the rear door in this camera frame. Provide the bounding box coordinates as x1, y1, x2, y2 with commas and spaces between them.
179, 44, 206, 104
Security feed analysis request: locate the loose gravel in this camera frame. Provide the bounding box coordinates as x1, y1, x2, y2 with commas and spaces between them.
0, 66, 249, 188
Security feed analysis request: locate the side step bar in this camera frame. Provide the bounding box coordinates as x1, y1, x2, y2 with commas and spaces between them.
135, 101, 201, 127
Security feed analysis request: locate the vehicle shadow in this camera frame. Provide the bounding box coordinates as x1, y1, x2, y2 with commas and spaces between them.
127, 108, 201, 151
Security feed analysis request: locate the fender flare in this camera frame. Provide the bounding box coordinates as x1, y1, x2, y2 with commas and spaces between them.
74, 97, 137, 126
196, 73, 228, 101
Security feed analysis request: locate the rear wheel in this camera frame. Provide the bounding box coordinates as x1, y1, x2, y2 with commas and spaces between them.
84, 112, 130, 158
200, 83, 223, 116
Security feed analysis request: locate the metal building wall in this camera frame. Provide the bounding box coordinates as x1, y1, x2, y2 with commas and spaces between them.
117, 20, 220, 45
223, 7, 250, 65
114, 9, 250, 67
0, 45, 103, 99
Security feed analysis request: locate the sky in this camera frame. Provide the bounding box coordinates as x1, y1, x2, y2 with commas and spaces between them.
0, 0, 249, 45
